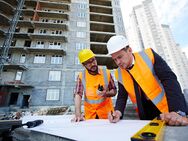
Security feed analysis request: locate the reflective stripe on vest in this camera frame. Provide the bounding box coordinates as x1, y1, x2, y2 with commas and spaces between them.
82, 67, 108, 104
85, 96, 106, 104
118, 68, 138, 108
139, 51, 165, 105
117, 68, 123, 84
117, 51, 165, 107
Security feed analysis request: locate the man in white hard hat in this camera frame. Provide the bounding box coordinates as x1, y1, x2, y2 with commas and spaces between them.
107, 35, 188, 126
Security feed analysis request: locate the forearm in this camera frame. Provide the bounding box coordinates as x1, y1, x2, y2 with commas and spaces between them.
115, 98, 126, 118
115, 82, 128, 118
71, 94, 84, 122
74, 94, 82, 115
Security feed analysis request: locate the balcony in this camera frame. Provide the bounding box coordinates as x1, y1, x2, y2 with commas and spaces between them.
17, 20, 34, 28
0, 29, 5, 37
1, 81, 34, 88
13, 32, 30, 39
3, 64, 28, 71
96, 56, 117, 70
90, 5, 112, 14
40, 2, 70, 11
24, 0, 71, 7
90, 43, 108, 55
0, 13, 10, 26
90, 22, 114, 32
30, 34, 67, 41
89, 0, 112, 7
34, 22, 68, 29
24, 0, 37, 7
26, 47, 66, 55
8, 46, 66, 55
36, 11, 69, 20
22, 9, 35, 16
90, 13, 113, 23
18, 20, 68, 29
90, 32, 115, 43
0, 1, 15, 15
5, 0, 18, 7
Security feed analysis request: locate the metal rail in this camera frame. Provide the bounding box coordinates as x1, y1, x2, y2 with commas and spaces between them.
0, 0, 25, 80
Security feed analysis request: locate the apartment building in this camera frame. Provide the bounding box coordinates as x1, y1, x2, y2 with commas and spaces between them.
0, 0, 125, 109
161, 25, 188, 90
128, 0, 188, 90
129, 0, 166, 59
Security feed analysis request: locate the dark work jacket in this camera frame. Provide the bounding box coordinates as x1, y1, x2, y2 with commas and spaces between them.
115, 49, 188, 120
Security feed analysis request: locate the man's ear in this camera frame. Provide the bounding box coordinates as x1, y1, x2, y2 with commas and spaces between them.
127, 47, 132, 53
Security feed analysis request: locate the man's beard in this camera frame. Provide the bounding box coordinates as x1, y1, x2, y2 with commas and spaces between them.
87, 65, 98, 74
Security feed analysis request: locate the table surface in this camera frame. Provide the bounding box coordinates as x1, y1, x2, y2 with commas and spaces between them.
21, 115, 188, 141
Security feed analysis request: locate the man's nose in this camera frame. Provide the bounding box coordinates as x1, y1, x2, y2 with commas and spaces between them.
90, 60, 96, 67
116, 59, 121, 65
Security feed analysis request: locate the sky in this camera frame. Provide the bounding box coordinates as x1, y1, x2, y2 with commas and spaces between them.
119, 0, 188, 57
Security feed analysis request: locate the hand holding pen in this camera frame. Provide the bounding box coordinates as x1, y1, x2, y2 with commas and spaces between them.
108, 110, 122, 123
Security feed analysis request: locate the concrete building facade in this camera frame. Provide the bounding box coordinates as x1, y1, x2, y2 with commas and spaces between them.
0, 0, 125, 109
161, 25, 188, 90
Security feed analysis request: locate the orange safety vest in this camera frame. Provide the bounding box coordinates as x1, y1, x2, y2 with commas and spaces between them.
79, 67, 114, 120
115, 48, 169, 113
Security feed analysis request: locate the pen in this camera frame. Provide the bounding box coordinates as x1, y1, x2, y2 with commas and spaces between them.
111, 111, 115, 120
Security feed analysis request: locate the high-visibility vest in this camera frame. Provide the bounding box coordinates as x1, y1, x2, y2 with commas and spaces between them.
115, 48, 169, 113
79, 67, 114, 119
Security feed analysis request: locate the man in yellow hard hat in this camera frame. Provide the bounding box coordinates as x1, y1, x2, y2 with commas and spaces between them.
71, 49, 117, 122
107, 35, 188, 126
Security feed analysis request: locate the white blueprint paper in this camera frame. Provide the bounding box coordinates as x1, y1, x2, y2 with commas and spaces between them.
22, 115, 149, 141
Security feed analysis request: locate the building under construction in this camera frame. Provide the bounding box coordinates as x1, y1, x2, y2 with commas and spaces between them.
0, 0, 125, 110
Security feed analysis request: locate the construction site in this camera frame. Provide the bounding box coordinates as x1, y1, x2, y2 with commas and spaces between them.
1, 0, 188, 141
0, 0, 125, 113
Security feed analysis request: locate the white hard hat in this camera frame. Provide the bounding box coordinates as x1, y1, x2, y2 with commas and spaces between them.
107, 35, 129, 54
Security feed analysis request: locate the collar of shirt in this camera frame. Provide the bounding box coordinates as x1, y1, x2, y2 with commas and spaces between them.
126, 55, 135, 70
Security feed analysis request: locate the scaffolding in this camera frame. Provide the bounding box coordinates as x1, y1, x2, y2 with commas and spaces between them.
0, 0, 25, 80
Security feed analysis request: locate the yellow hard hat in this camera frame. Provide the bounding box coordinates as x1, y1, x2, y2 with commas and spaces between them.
78, 49, 95, 63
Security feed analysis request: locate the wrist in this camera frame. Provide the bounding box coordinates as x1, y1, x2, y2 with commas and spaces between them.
105, 91, 111, 97
75, 111, 81, 116
176, 110, 187, 118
